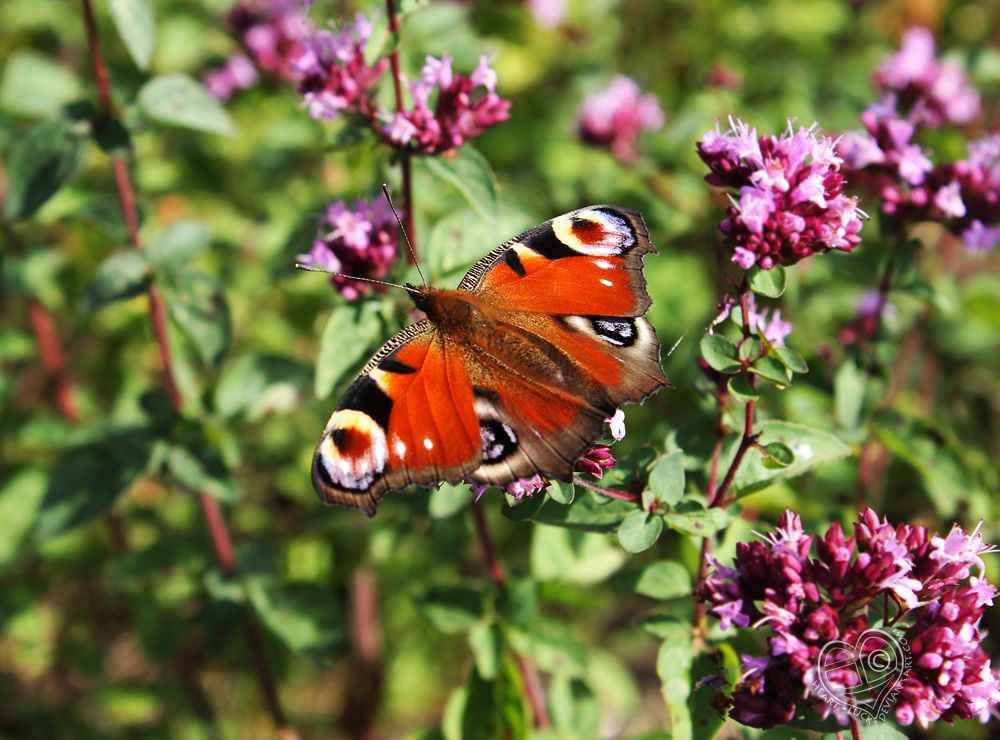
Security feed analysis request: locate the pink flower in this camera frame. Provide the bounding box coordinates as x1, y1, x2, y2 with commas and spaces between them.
292, 12, 388, 122
606, 409, 627, 441
697, 509, 1000, 730
577, 75, 664, 164
874, 27, 980, 127
378, 55, 510, 155
698, 118, 864, 269
296, 195, 401, 300
574, 444, 617, 479
526, 0, 566, 28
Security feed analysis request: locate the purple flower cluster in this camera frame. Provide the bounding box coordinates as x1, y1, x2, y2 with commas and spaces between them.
204, 0, 307, 101
381, 54, 511, 155
296, 197, 401, 300
872, 27, 980, 128
714, 294, 793, 347
292, 12, 388, 122
698, 118, 864, 270
577, 75, 664, 164
697, 509, 1000, 729
840, 28, 1000, 252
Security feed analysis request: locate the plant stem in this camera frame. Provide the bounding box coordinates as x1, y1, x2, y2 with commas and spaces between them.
385, 0, 416, 263
573, 477, 642, 505
79, 0, 290, 732
470, 500, 551, 729
709, 397, 756, 509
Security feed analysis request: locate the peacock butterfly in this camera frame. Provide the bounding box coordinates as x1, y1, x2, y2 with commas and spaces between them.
312, 205, 669, 516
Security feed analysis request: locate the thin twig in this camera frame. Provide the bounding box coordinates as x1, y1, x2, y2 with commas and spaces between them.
572, 477, 642, 505
470, 500, 551, 729
709, 398, 756, 509
78, 0, 290, 732
343, 565, 384, 740
385, 0, 416, 263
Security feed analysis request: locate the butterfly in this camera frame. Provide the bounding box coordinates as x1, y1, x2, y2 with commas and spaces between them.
312, 205, 669, 516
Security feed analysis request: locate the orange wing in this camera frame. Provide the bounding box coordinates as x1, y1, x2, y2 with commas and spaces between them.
312, 322, 481, 517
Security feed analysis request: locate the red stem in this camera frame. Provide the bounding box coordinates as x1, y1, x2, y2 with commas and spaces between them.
849, 716, 862, 740
79, 0, 289, 731
470, 500, 551, 729
709, 398, 756, 509
346, 565, 384, 740
28, 301, 82, 424
384, 0, 416, 263
572, 477, 642, 506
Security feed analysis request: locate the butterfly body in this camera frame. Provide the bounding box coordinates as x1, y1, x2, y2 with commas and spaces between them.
313, 205, 669, 516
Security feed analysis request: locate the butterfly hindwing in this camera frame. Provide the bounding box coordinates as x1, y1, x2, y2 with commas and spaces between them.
312, 205, 668, 516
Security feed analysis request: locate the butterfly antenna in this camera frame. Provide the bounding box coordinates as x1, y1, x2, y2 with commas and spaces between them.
382, 183, 427, 287
666, 334, 684, 357
295, 263, 419, 295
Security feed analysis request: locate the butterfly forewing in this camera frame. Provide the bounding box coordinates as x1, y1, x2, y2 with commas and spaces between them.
312, 205, 668, 516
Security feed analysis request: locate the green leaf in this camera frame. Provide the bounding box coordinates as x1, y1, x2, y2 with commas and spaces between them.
834, 357, 866, 430
108, 0, 156, 69
772, 346, 808, 374
506, 615, 587, 676
214, 354, 309, 420
661, 501, 732, 537
314, 302, 383, 398
761, 441, 795, 469
749, 355, 791, 386
0, 468, 48, 569
532, 490, 634, 533
36, 427, 154, 538
731, 420, 852, 497
147, 221, 210, 269
747, 264, 787, 297
0, 51, 83, 118
738, 336, 761, 363
467, 620, 503, 680
245, 577, 343, 662
618, 510, 663, 553
616, 560, 692, 600
460, 662, 528, 740
428, 483, 472, 518
699, 334, 741, 373
82, 251, 151, 311
499, 491, 546, 521
3, 119, 84, 221
549, 675, 600, 739
166, 442, 237, 502
423, 145, 500, 226
857, 722, 910, 739
137, 73, 236, 136
159, 269, 231, 366
645, 450, 686, 510
726, 373, 758, 401
530, 526, 626, 585
656, 619, 694, 740
547, 480, 574, 505
415, 585, 487, 634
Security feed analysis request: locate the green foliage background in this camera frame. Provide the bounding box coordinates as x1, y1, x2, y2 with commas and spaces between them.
2, 0, 999, 738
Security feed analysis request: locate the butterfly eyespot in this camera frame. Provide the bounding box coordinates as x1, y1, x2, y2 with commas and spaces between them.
552, 209, 637, 257
480, 419, 518, 463
318, 410, 389, 491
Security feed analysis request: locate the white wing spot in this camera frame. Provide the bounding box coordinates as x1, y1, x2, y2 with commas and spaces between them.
595, 259, 614, 270
394, 439, 407, 459
423, 438, 434, 450
600, 279, 613, 287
